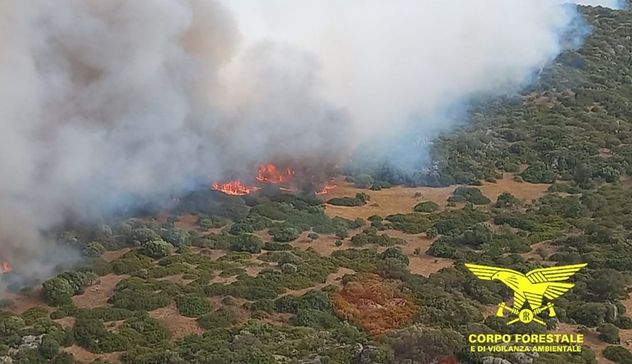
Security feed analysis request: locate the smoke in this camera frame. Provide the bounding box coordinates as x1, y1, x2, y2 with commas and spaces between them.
0, 0, 621, 285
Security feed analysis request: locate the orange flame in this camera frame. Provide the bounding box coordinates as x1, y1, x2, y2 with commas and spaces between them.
1, 260, 12, 274
211, 180, 260, 196
256, 164, 295, 184
316, 181, 337, 195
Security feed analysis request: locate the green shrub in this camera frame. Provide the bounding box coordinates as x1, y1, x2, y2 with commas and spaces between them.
175, 294, 213, 317
448, 187, 491, 205
598, 323, 620, 344
82, 242, 105, 257
327, 193, 370, 207
350, 228, 405, 247
603, 346, 632, 364
231, 234, 263, 253
197, 307, 238, 329
270, 226, 301, 242
414, 201, 440, 213
141, 240, 173, 259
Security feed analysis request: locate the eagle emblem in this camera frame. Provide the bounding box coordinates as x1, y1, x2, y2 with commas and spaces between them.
465, 263, 587, 325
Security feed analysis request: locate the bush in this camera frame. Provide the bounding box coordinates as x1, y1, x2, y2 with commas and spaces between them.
495, 192, 520, 208
270, 226, 301, 242
448, 187, 491, 205
603, 345, 632, 364
598, 323, 620, 344
141, 240, 173, 259
231, 234, 263, 253
175, 294, 213, 317
351, 228, 405, 247
82, 242, 105, 258
414, 201, 440, 213
73, 318, 129, 353
197, 307, 238, 329
327, 193, 370, 207
42, 277, 75, 306
427, 239, 458, 259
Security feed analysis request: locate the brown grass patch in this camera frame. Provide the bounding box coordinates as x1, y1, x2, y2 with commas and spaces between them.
63, 345, 122, 364
3, 288, 50, 314
322, 174, 549, 220
175, 213, 199, 230
102, 248, 131, 262
385, 230, 453, 276
332, 273, 417, 336
72, 274, 129, 309
149, 303, 203, 339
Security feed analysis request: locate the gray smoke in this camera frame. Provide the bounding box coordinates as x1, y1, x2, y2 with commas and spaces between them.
0, 0, 620, 285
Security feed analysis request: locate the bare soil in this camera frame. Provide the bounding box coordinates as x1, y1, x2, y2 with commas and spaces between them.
149, 303, 204, 339
72, 274, 129, 309
63, 345, 122, 364
322, 174, 549, 220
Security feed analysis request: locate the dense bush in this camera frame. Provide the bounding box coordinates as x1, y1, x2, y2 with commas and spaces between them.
327, 193, 370, 207
448, 187, 491, 205
197, 307, 238, 329
175, 294, 214, 317
414, 201, 440, 213
603, 346, 632, 364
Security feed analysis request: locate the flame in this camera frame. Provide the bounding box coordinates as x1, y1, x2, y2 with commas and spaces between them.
211, 180, 260, 196
1, 260, 12, 274
316, 181, 337, 195
256, 164, 295, 184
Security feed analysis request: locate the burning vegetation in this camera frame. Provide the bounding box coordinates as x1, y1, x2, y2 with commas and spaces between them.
211, 163, 337, 196
210, 180, 260, 196
1, 256, 12, 274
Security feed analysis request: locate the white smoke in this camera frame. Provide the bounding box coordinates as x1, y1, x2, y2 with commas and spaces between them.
0, 0, 621, 284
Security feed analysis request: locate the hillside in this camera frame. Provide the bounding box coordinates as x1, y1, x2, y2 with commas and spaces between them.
1, 4, 632, 364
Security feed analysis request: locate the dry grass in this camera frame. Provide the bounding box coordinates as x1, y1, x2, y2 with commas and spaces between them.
72, 274, 129, 309
3, 288, 51, 314
148, 303, 204, 339
322, 173, 549, 221
63, 345, 122, 364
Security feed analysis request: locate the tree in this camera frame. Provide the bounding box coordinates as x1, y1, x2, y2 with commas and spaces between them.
231, 234, 263, 253
271, 226, 301, 242
42, 277, 74, 306
414, 201, 440, 213
141, 240, 173, 259
598, 323, 620, 344
603, 346, 632, 364
495, 192, 520, 208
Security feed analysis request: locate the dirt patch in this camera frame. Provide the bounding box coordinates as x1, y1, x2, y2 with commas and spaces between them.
175, 213, 200, 230
323, 177, 454, 220
521, 241, 556, 261
211, 275, 238, 285
55, 316, 76, 329
190, 247, 226, 261
3, 288, 51, 314
385, 230, 453, 276
290, 231, 356, 256
477, 174, 550, 205
149, 303, 203, 339
102, 248, 131, 262
158, 273, 194, 285
332, 273, 417, 336
72, 274, 129, 309
63, 345, 122, 364
556, 323, 614, 363
322, 174, 549, 220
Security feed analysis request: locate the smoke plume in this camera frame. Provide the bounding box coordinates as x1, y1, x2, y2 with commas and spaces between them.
0, 0, 621, 285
